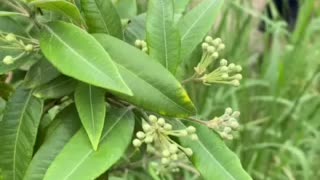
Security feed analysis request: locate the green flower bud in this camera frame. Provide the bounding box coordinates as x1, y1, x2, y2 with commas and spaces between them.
169, 144, 178, 153
164, 123, 172, 130
225, 107, 232, 115
142, 123, 151, 132
161, 157, 170, 165
162, 150, 170, 157
148, 115, 157, 123
136, 131, 145, 139
5, 33, 16, 42
220, 59, 228, 66
145, 136, 154, 143
232, 111, 240, 118
133, 139, 142, 147
186, 126, 196, 134
170, 154, 178, 161
180, 130, 188, 136
223, 127, 232, 133
184, 148, 193, 156
190, 134, 199, 141
2, 56, 14, 65
207, 46, 215, 54
232, 80, 240, 87
24, 44, 33, 52
205, 36, 213, 43
157, 118, 165, 126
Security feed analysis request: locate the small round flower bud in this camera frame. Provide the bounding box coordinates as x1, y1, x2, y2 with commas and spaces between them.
232, 80, 240, 87
220, 66, 228, 72
148, 115, 157, 123
223, 127, 232, 133
142, 123, 151, 132
161, 157, 170, 165
5, 33, 16, 42
212, 38, 222, 46
201, 42, 209, 50
24, 44, 33, 52
225, 107, 232, 115
235, 65, 242, 72
184, 148, 193, 156
142, 47, 148, 52
226, 134, 234, 140
180, 130, 188, 136
232, 111, 240, 118
170, 154, 178, 161
205, 36, 213, 43
230, 120, 239, 129
162, 150, 170, 157
164, 123, 172, 130
211, 52, 219, 59
3, 56, 14, 65
228, 63, 235, 70
207, 46, 215, 54
234, 74, 242, 80
220, 132, 228, 139
190, 134, 198, 141
157, 118, 165, 126
144, 136, 154, 143
217, 43, 226, 51
134, 40, 142, 47
186, 126, 196, 134
133, 139, 142, 147
169, 144, 178, 153
220, 59, 228, 66
141, 41, 147, 47
136, 131, 145, 139
221, 73, 229, 79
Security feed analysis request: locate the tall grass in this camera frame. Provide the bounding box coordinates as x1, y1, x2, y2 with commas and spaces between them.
188, 0, 320, 179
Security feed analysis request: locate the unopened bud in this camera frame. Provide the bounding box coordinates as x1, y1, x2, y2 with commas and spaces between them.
157, 118, 165, 126
3, 56, 14, 65
171, 154, 178, 160
225, 107, 232, 115
232, 111, 240, 118
5, 33, 16, 42
202, 42, 209, 50
136, 131, 145, 139
190, 134, 198, 141
161, 157, 170, 165
133, 139, 142, 147
145, 136, 154, 143
232, 80, 240, 86
218, 43, 225, 51
142, 123, 151, 132
205, 36, 213, 43
162, 150, 170, 157
186, 126, 196, 134
234, 74, 242, 80
164, 123, 172, 130
185, 148, 193, 156
148, 115, 157, 123
220, 59, 228, 66
24, 44, 33, 52
169, 144, 178, 153
207, 46, 215, 54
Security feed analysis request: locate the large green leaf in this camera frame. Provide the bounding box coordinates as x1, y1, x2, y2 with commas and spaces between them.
24, 105, 81, 180
94, 34, 195, 117
30, 0, 84, 25
0, 88, 43, 180
173, 0, 191, 14
113, 0, 137, 19
81, 0, 123, 38
75, 83, 106, 150
178, 0, 223, 62
24, 58, 60, 88
33, 76, 77, 99
43, 107, 135, 180
177, 122, 252, 180
40, 21, 131, 95
124, 13, 146, 44
146, 0, 180, 74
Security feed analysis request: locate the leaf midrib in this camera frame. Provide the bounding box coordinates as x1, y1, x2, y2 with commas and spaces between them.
93, 0, 111, 34
60, 109, 130, 180
159, 0, 169, 68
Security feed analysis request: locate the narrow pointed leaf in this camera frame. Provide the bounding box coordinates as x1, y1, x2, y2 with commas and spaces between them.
24, 58, 60, 88
0, 88, 43, 180
177, 122, 252, 180
178, 0, 223, 61
30, 0, 84, 25
33, 76, 77, 99
24, 105, 81, 180
43, 107, 135, 180
40, 21, 132, 95
94, 34, 195, 117
75, 83, 106, 150
146, 0, 180, 74
81, 0, 123, 38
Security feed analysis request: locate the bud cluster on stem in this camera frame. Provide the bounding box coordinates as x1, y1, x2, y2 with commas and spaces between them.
134, 39, 148, 53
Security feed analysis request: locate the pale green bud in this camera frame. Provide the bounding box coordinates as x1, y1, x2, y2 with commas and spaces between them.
180, 130, 188, 136
234, 74, 242, 80
24, 44, 33, 52
133, 139, 142, 147
3, 56, 14, 65
205, 36, 213, 43
235, 65, 242, 72
201, 42, 209, 50
142, 47, 148, 52
211, 52, 219, 59
145, 136, 154, 143
230, 120, 239, 129
220, 59, 228, 66
223, 127, 232, 133
232, 80, 240, 87
225, 107, 232, 115
232, 111, 240, 118
190, 134, 198, 141
148, 115, 157, 123
134, 40, 142, 47
221, 73, 229, 79
170, 154, 178, 161
220, 66, 228, 72
142, 123, 151, 132
161, 157, 170, 165
164, 123, 172, 130
162, 150, 170, 157
185, 148, 193, 156
228, 63, 235, 70
186, 126, 196, 134
157, 118, 165, 126
136, 131, 145, 139
207, 46, 215, 54
169, 144, 178, 153
212, 38, 222, 46
5, 33, 16, 42
218, 43, 226, 51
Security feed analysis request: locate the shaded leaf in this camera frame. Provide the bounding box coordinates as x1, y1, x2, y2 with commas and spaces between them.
178, 0, 223, 62
75, 83, 106, 150
0, 88, 43, 180
81, 0, 123, 38
24, 105, 81, 180
124, 13, 146, 44
43, 107, 135, 180
146, 0, 181, 74
94, 34, 196, 117
177, 121, 252, 180
33, 76, 77, 99
40, 21, 131, 95
30, 0, 84, 25
113, 0, 137, 19
24, 58, 60, 88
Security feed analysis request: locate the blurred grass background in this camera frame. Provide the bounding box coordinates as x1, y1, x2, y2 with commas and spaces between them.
186, 0, 320, 179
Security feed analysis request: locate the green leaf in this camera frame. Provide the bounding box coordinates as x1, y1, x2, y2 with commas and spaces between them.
178, 0, 223, 62
146, 0, 181, 74
124, 13, 146, 44
81, 0, 123, 38
24, 105, 81, 180
173, 0, 191, 14
33, 76, 77, 99
0, 88, 43, 180
43, 107, 135, 180
177, 122, 252, 180
75, 83, 106, 150
40, 21, 132, 95
0, 82, 13, 100
113, 0, 137, 19
24, 58, 60, 88
30, 0, 84, 25
94, 34, 196, 117
0, 11, 27, 17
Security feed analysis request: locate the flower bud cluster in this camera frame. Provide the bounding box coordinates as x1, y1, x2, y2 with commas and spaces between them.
134, 39, 148, 53
1, 33, 36, 65
206, 107, 240, 140
199, 59, 243, 87
132, 115, 197, 166
194, 36, 226, 75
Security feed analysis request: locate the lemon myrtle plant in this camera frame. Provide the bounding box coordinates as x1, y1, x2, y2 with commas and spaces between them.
0, 0, 252, 179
